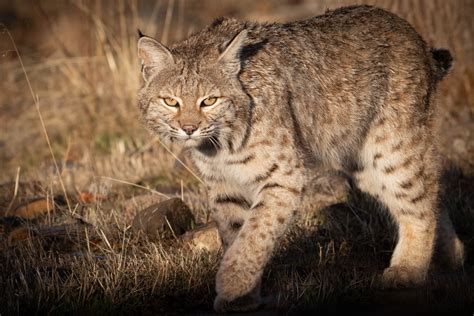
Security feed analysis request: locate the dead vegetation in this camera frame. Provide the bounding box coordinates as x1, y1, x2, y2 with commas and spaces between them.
0, 0, 473, 314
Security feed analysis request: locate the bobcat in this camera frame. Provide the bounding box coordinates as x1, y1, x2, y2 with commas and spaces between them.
137, 5, 464, 312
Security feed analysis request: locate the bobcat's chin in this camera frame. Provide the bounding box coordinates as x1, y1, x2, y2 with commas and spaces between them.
182, 138, 201, 147
171, 135, 219, 151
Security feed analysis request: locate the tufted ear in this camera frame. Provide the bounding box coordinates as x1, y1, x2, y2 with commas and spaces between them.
218, 29, 247, 75
137, 33, 174, 82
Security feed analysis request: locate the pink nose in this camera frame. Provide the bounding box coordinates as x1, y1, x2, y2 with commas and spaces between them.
181, 124, 197, 135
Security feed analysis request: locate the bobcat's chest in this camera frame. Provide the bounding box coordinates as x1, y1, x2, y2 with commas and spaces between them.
191, 149, 265, 197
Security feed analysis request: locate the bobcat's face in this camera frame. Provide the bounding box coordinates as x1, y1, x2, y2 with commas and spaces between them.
139, 65, 243, 148
137, 30, 249, 150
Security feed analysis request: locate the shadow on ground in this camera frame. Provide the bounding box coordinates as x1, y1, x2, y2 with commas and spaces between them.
252, 163, 474, 315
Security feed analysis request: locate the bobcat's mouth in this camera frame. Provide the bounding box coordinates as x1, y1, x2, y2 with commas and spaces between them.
174, 132, 215, 149
167, 125, 222, 153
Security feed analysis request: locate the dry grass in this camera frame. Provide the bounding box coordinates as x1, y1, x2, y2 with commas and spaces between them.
0, 0, 473, 314
1, 170, 472, 314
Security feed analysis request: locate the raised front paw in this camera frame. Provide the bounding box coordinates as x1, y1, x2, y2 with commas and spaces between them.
214, 292, 261, 313
380, 265, 427, 288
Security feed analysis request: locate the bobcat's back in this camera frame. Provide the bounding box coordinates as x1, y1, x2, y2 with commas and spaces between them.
185, 5, 442, 167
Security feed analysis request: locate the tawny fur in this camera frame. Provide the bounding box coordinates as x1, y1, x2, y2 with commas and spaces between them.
137, 5, 464, 312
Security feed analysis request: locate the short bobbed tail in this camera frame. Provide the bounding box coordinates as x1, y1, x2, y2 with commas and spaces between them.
431, 48, 453, 81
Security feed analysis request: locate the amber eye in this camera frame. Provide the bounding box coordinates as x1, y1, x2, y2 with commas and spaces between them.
163, 97, 179, 107
201, 97, 218, 107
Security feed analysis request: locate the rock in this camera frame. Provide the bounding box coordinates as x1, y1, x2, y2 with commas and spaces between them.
132, 198, 195, 241
121, 194, 169, 223
122, 194, 169, 213
181, 221, 222, 252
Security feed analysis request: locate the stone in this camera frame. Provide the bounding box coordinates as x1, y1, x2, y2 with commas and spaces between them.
121, 193, 169, 223
181, 221, 222, 252
132, 198, 195, 241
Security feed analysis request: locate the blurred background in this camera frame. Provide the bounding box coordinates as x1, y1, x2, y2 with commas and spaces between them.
0, 0, 473, 184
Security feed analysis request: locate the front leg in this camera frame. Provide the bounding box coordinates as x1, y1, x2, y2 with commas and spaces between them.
214, 181, 303, 312
208, 184, 254, 252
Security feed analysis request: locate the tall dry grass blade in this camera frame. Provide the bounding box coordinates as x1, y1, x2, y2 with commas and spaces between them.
35, 96, 74, 213
164, 216, 179, 240
154, 137, 206, 186
177, 0, 185, 40
145, 0, 163, 36
5, 166, 21, 215
100, 176, 170, 198
98, 228, 114, 252
84, 226, 91, 254
161, 0, 175, 44
1, 24, 73, 213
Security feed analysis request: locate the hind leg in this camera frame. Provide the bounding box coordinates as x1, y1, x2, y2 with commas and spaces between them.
436, 210, 464, 270
355, 120, 442, 287
382, 213, 436, 287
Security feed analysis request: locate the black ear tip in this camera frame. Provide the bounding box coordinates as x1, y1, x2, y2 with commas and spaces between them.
137, 29, 145, 38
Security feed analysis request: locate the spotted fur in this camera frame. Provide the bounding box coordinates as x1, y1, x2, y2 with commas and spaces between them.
137, 5, 463, 312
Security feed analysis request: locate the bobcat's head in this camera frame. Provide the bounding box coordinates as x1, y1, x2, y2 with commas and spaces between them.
137, 27, 250, 153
